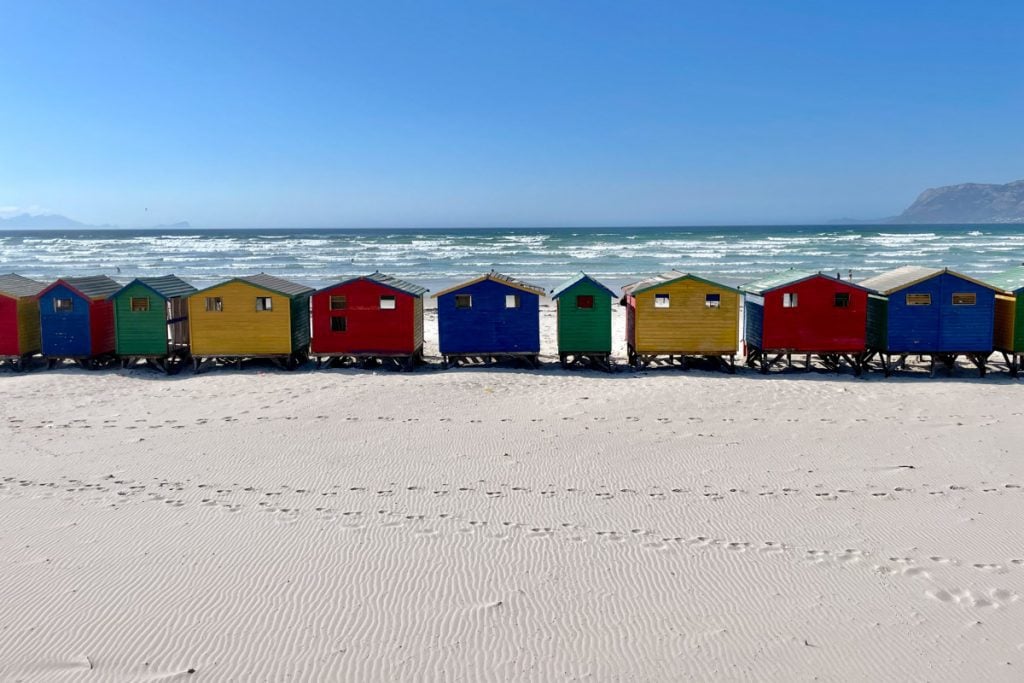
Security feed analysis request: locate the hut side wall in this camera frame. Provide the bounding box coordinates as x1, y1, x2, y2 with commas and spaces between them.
413, 297, 424, 350
0, 296, 19, 356
633, 279, 738, 355
290, 294, 310, 353
16, 298, 41, 355
114, 282, 169, 356
39, 285, 92, 357
760, 278, 868, 352
743, 295, 764, 350
556, 280, 612, 353
311, 280, 417, 355
188, 281, 294, 356
89, 299, 116, 356
437, 279, 540, 355
994, 294, 1017, 353
866, 295, 888, 350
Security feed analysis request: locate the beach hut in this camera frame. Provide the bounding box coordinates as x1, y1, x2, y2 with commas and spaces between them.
311, 272, 428, 369
38, 275, 122, 369
550, 272, 617, 370
0, 274, 46, 370
621, 271, 740, 371
187, 273, 314, 371
983, 265, 1024, 376
740, 270, 872, 374
433, 271, 544, 368
111, 275, 197, 373
860, 266, 999, 376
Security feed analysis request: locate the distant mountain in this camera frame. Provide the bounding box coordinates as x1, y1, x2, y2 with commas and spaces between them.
0, 213, 89, 229
895, 179, 1024, 224
153, 221, 191, 229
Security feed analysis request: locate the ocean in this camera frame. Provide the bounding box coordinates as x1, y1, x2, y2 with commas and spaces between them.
2, 224, 1023, 292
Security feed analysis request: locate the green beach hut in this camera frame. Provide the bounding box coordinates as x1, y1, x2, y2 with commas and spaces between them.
111, 275, 197, 373
550, 272, 617, 370
986, 265, 1024, 375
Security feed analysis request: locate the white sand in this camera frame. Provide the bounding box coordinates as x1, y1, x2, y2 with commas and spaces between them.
2, 304, 1024, 681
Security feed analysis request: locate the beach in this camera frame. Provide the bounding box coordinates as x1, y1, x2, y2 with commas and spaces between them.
2, 304, 1024, 681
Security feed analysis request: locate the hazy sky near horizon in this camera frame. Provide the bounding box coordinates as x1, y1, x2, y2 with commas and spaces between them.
2, 1, 1022, 228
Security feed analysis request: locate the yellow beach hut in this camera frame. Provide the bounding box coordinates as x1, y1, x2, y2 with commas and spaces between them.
187, 273, 314, 371
621, 270, 740, 371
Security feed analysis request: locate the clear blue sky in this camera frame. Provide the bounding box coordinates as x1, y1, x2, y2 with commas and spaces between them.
2, 1, 1022, 228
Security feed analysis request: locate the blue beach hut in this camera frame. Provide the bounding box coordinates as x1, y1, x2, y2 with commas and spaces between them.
433, 271, 545, 367
38, 275, 122, 369
859, 266, 999, 376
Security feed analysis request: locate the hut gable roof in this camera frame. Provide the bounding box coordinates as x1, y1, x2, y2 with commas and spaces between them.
550, 272, 616, 300
622, 270, 739, 296
193, 273, 314, 298
859, 266, 1000, 295
740, 269, 872, 295
318, 272, 428, 298
984, 265, 1024, 294
114, 275, 197, 300
432, 271, 546, 298
41, 275, 122, 300
0, 273, 46, 298
240, 273, 314, 297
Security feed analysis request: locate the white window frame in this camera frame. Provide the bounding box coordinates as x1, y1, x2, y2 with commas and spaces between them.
654, 293, 670, 308
255, 296, 273, 312
380, 295, 397, 310
705, 293, 721, 309
782, 292, 798, 308
505, 294, 520, 309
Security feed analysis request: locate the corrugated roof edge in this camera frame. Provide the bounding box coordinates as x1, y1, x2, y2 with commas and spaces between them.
550, 272, 617, 300
0, 273, 47, 298
860, 267, 1003, 296
623, 271, 740, 296
432, 271, 546, 298
109, 275, 197, 300
314, 272, 429, 297
189, 274, 314, 298
740, 270, 874, 295
980, 264, 1024, 294
39, 275, 122, 300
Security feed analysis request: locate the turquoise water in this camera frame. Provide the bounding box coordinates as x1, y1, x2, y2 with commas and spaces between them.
2, 225, 1023, 292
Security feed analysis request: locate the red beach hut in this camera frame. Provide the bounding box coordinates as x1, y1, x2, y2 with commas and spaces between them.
740, 270, 871, 373
311, 272, 428, 369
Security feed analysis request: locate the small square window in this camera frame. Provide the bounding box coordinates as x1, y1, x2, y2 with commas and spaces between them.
330, 295, 347, 310
834, 293, 850, 308
705, 293, 721, 308
380, 295, 397, 310
54, 298, 74, 313
205, 297, 223, 312
576, 295, 594, 309
505, 294, 520, 309
906, 293, 931, 306
256, 297, 273, 311
783, 292, 798, 308
952, 293, 976, 306
455, 294, 472, 309
331, 316, 347, 332
130, 297, 150, 312
654, 293, 670, 308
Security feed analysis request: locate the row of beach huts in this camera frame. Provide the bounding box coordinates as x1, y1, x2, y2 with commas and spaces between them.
2, 265, 1024, 377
